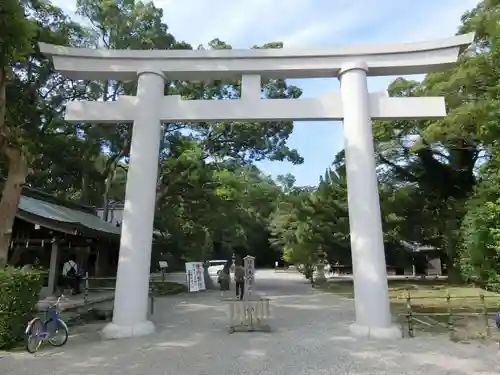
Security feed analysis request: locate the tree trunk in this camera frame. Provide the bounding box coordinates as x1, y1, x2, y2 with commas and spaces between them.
80, 174, 90, 204
0, 147, 28, 266
203, 263, 215, 290
102, 170, 113, 221
0, 66, 6, 132
8, 246, 26, 265
446, 256, 462, 283
443, 218, 463, 284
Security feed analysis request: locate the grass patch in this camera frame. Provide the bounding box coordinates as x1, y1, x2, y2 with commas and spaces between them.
323, 279, 500, 341
151, 281, 187, 296
86, 277, 117, 290
85, 278, 188, 296
388, 280, 500, 312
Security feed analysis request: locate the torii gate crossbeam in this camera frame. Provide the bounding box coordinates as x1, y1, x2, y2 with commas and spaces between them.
39, 32, 474, 340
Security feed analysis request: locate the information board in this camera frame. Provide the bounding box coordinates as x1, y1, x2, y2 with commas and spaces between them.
195, 262, 206, 291
185, 262, 198, 292
185, 262, 206, 292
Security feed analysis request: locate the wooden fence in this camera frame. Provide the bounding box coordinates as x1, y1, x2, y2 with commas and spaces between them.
399, 290, 500, 342
82, 273, 157, 314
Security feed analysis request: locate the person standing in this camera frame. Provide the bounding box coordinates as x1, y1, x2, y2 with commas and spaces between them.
234, 261, 245, 300
62, 258, 80, 295
217, 260, 231, 297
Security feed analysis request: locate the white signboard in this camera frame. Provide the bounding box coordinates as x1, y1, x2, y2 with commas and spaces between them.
185, 262, 198, 292
194, 262, 206, 291
244, 255, 255, 298
185, 262, 206, 292
244, 256, 255, 280
158, 261, 168, 269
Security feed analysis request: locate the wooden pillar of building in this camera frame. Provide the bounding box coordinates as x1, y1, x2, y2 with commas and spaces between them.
47, 240, 60, 295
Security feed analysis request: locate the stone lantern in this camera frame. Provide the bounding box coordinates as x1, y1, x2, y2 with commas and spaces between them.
315, 248, 327, 285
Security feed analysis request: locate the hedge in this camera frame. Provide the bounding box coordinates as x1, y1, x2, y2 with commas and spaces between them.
0, 267, 43, 349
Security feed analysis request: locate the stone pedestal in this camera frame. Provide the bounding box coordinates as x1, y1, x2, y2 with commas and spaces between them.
102, 321, 155, 340
315, 263, 326, 285
349, 323, 401, 340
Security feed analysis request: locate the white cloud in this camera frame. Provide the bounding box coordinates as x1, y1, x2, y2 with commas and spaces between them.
153, 0, 404, 47
52, 0, 479, 49
372, 0, 479, 43
154, 0, 479, 51
154, 0, 312, 47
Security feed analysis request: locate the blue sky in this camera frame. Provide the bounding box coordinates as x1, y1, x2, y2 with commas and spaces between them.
53, 0, 478, 186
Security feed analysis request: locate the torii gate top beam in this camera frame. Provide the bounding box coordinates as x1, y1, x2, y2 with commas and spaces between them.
39, 33, 474, 81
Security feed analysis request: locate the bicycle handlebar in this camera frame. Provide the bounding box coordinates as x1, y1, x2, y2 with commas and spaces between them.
49, 294, 68, 308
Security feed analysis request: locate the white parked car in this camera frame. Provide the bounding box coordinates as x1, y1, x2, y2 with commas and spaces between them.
207, 260, 228, 276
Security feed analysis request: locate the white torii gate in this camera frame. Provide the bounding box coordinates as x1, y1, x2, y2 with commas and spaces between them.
39, 32, 473, 340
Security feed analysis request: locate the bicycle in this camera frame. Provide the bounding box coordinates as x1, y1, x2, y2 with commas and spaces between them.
25, 294, 69, 353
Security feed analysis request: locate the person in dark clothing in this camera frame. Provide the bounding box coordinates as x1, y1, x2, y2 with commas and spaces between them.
62, 259, 82, 295
218, 260, 232, 297
234, 261, 245, 300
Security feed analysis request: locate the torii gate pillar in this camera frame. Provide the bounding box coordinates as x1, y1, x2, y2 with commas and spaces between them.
102, 72, 166, 339
339, 61, 397, 338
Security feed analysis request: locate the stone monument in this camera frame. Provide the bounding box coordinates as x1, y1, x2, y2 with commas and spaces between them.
228, 255, 271, 333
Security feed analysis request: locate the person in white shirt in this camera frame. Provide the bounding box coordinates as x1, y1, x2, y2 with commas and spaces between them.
62, 259, 81, 294
62, 259, 77, 277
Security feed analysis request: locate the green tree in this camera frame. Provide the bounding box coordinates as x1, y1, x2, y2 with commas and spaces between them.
269, 162, 350, 279
0, 0, 34, 266
0, 0, 87, 265
458, 0, 500, 288
460, 154, 500, 290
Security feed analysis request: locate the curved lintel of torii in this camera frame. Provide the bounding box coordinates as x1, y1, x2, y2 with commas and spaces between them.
39, 33, 474, 81
41, 34, 475, 125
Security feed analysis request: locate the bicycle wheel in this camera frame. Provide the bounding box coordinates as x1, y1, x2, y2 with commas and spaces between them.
25, 317, 44, 353
47, 318, 69, 347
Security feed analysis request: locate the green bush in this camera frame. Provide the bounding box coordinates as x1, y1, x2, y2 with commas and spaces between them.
0, 267, 43, 350
459, 158, 500, 292
460, 199, 500, 292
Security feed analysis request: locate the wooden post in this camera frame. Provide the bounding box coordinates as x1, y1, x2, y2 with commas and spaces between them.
47, 240, 59, 295
84, 271, 89, 305
406, 290, 414, 337
446, 290, 454, 338
94, 246, 101, 276
229, 301, 235, 322
149, 281, 155, 315
480, 293, 490, 338
264, 298, 270, 318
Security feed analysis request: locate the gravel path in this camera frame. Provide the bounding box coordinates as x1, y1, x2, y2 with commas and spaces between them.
1, 270, 499, 375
